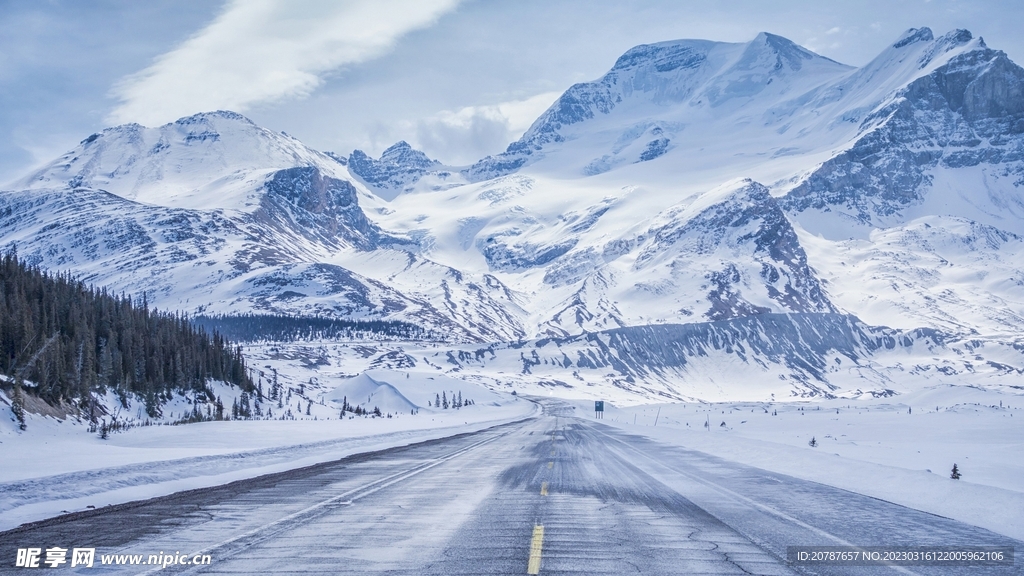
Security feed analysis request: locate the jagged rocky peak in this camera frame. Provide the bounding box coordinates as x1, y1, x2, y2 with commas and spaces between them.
380, 141, 439, 168
351, 141, 439, 171
350, 141, 438, 177
348, 141, 442, 193
783, 27, 1024, 231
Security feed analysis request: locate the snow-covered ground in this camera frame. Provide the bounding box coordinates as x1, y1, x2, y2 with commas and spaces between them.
572, 383, 1024, 541
3, 364, 1021, 544
0, 371, 534, 532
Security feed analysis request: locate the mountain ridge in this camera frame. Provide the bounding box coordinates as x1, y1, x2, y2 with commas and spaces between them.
3, 27, 1024, 401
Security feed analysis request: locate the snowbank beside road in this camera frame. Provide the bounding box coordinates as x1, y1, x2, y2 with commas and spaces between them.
0, 379, 536, 532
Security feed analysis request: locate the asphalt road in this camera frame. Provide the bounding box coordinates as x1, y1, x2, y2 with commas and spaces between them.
1, 399, 1019, 575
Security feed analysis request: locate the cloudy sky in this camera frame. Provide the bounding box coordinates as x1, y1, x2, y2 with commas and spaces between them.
2, 0, 1021, 184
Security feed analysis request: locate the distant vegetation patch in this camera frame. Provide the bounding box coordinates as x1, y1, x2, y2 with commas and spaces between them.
192, 314, 431, 343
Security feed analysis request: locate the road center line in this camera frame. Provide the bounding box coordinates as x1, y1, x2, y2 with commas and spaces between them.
527, 524, 545, 574
540, 481, 548, 496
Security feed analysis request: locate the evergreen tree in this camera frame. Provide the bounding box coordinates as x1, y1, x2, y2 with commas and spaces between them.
442, 391, 448, 409
239, 391, 251, 418
11, 379, 27, 431
950, 463, 961, 480
808, 436, 818, 447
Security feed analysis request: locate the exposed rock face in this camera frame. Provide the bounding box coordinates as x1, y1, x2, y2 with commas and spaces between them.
443, 313, 947, 400
784, 30, 1024, 223
633, 181, 835, 322
348, 141, 445, 197
260, 166, 393, 251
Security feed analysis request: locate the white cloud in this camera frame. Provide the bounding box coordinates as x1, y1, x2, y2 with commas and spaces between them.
414, 91, 560, 164
107, 0, 461, 127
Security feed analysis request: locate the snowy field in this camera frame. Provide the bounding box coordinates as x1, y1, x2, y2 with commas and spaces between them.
3, 348, 1021, 544
0, 370, 535, 532
568, 383, 1024, 541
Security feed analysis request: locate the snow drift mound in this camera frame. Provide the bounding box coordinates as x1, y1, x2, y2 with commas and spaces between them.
327, 373, 418, 413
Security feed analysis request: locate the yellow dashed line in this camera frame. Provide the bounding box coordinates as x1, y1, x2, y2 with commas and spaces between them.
547, 461, 553, 469
540, 481, 548, 496
527, 524, 545, 574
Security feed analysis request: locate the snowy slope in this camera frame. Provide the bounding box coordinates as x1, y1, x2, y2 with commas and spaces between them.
465, 33, 855, 182
15, 111, 356, 211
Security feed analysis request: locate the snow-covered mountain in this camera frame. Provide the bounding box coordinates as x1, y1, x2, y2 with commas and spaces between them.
2, 112, 524, 342
3, 27, 1024, 401
347, 141, 464, 200
466, 32, 854, 181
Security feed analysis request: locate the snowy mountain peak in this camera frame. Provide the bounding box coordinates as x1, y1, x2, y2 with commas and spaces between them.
893, 27, 934, 49
783, 27, 1024, 234
748, 31, 827, 71
466, 31, 855, 181
13, 110, 347, 211
354, 140, 440, 172
608, 38, 717, 73
349, 141, 453, 200
173, 109, 256, 127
